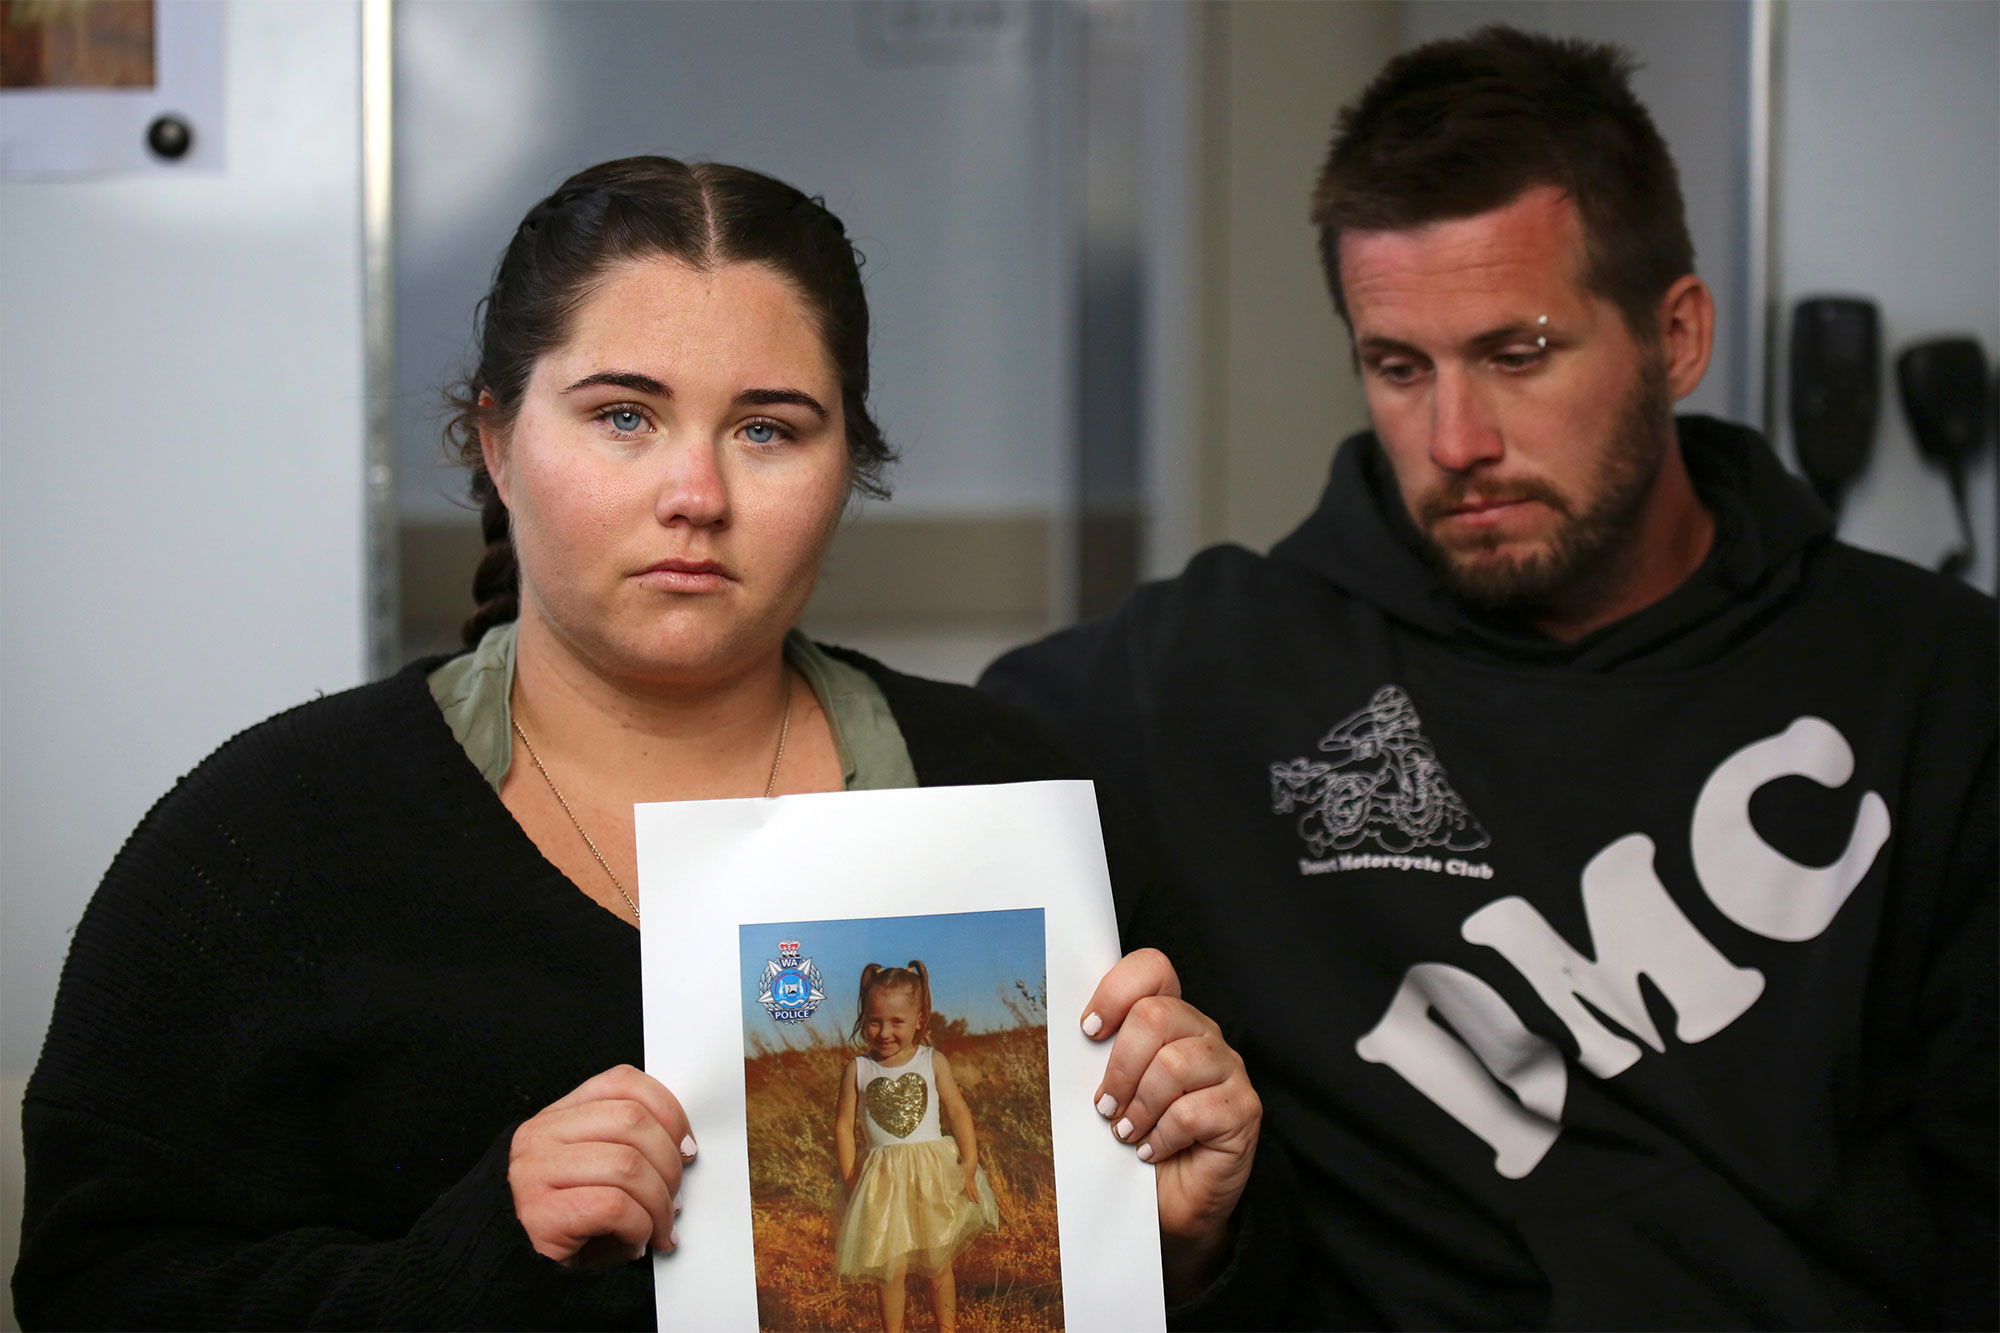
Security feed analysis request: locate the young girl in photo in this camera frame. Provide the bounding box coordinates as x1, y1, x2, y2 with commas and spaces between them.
835, 961, 1000, 1333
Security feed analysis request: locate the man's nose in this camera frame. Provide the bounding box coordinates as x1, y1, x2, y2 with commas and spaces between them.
654, 437, 730, 528
1428, 367, 1504, 473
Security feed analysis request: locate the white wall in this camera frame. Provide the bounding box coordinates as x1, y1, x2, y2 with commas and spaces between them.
1195, 0, 1404, 554
0, 4, 368, 1316
392, 0, 1076, 523
1770, 0, 1998, 593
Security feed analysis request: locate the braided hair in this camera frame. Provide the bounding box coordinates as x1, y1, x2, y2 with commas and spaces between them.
443, 156, 895, 647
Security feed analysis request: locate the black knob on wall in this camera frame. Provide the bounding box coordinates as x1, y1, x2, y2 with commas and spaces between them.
146, 114, 194, 161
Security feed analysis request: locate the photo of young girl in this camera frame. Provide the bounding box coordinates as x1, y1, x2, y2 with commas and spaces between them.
836, 960, 1001, 1331
738, 909, 1062, 1332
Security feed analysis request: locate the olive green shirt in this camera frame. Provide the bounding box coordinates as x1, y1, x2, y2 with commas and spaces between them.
426, 621, 918, 792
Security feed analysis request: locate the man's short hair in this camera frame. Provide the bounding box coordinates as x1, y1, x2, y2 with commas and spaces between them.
1311, 26, 1695, 340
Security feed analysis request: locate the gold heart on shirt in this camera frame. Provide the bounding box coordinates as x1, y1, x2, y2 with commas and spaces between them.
865, 1071, 927, 1139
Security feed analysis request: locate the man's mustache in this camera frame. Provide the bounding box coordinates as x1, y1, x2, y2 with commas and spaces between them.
1417, 478, 1574, 528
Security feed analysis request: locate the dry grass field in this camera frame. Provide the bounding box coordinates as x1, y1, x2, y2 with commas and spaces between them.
743, 1007, 1064, 1332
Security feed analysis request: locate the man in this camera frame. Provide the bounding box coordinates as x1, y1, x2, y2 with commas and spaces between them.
983, 26, 1996, 1330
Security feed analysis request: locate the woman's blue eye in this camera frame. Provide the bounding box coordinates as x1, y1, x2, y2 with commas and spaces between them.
744, 421, 778, 444
607, 408, 645, 433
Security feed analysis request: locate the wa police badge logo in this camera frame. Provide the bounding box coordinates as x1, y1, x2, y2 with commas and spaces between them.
757, 940, 826, 1023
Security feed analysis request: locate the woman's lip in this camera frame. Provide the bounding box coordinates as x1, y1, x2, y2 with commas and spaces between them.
641, 558, 730, 575
634, 559, 735, 591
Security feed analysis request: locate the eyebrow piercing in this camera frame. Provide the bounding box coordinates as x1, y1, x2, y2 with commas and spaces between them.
1536, 315, 1549, 348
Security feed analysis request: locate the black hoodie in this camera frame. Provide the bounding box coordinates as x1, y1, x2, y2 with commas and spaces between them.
983, 418, 1997, 1330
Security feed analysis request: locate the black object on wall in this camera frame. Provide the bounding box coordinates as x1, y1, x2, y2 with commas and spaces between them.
1896, 336, 1992, 580
1789, 297, 1881, 515
145, 115, 195, 161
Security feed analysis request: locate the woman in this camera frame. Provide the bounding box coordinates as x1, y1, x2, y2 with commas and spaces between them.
12, 158, 1259, 1329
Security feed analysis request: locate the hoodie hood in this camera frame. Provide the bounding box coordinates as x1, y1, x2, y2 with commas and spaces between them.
1267, 415, 1836, 672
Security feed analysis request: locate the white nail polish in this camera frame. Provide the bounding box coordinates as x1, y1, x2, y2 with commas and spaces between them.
1115, 1117, 1134, 1141
1096, 1093, 1117, 1118
680, 1134, 698, 1159
1137, 1143, 1155, 1163
1081, 1012, 1103, 1038
669, 1226, 680, 1248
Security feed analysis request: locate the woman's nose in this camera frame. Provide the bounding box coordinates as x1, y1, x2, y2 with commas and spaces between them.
654, 438, 730, 528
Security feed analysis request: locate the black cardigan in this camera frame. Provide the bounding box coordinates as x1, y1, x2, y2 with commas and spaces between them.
11, 650, 1093, 1329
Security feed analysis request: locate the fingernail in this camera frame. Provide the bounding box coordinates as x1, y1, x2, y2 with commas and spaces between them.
680, 1134, 698, 1159
1115, 1117, 1134, 1141
1137, 1142, 1155, 1163
669, 1225, 680, 1247
1081, 1011, 1103, 1038
1095, 1093, 1117, 1118
673, 1195, 683, 1215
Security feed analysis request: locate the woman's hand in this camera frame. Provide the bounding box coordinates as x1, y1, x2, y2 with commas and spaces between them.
962, 1163, 982, 1204
508, 1064, 695, 1267
1082, 949, 1260, 1301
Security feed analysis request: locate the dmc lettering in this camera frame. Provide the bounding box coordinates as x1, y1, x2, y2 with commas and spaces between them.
1355, 716, 1886, 1179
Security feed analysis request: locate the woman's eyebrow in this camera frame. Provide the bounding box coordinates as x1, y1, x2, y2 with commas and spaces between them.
562, 370, 669, 396
735, 387, 828, 420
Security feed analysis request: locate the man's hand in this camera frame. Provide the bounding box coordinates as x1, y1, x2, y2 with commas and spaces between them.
1083, 948, 1260, 1300
508, 1064, 694, 1266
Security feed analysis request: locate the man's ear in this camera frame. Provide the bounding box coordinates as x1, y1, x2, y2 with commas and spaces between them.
477, 392, 511, 506
1656, 274, 1715, 402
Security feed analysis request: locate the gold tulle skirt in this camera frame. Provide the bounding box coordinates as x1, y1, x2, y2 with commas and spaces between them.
835, 1137, 1000, 1284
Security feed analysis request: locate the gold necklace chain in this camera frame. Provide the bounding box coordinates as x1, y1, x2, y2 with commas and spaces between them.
511, 678, 795, 922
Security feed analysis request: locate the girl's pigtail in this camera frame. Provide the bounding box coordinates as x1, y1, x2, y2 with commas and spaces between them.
850, 963, 883, 1046
908, 960, 932, 1044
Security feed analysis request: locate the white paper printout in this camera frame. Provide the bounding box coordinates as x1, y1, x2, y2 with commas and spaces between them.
638, 780, 1164, 1332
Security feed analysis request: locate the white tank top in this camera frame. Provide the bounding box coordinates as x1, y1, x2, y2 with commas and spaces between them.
854, 1045, 943, 1149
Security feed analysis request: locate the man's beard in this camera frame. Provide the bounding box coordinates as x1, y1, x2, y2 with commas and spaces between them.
1412, 360, 1673, 617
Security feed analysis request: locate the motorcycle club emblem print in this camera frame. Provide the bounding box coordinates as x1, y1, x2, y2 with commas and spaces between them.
1271, 685, 1491, 865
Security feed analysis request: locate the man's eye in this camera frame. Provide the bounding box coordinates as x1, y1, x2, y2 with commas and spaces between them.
1494, 348, 1545, 372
